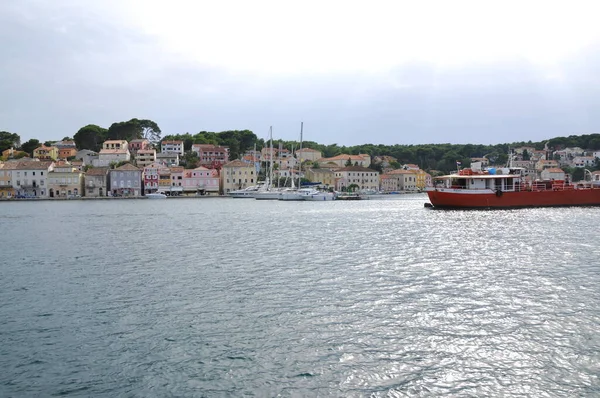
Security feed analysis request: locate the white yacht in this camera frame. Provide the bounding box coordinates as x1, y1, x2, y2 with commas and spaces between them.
146, 192, 167, 199
228, 185, 262, 198
299, 188, 336, 201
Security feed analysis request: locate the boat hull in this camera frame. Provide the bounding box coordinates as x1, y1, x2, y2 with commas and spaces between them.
146, 193, 167, 199
427, 188, 600, 209
304, 193, 335, 201
254, 192, 282, 200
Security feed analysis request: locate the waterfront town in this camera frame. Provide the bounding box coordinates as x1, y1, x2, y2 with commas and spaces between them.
1, 138, 600, 199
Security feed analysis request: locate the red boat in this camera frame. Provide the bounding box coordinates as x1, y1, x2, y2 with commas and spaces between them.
426, 167, 600, 209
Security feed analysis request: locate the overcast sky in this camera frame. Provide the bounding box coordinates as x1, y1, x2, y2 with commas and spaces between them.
2, 0, 600, 146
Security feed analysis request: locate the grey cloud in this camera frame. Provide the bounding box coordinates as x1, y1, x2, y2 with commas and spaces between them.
2, 1, 600, 146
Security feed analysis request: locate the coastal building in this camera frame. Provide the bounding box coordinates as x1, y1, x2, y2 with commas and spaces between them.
103, 140, 129, 150
403, 163, 420, 171
142, 163, 166, 194
167, 166, 184, 195
540, 168, 566, 181
84, 167, 109, 197
318, 154, 370, 168
142, 162, 171, 194
135, 149, 157, 168
182, 167, 220, 195
94, 140, 130, 167
382, 169, 418, 192
108, 163, 142, 197
48, 163, 84, 198
129, 139, 151, 153
70, 160, 84, 171
0, 162, 17, 198
191, 144, 229, 168
592, 170, 600, 183
156, 152, 179, 166
161, 140, 184, 155
58, 147, 77, 159
573, 156, 596, 168
33, 146, 59, 160
305, 168, 336, 188
76, 149, 99, 165
334, 166, 379, 191
296, 148, 322, 163
12, 161, 54, 198
158, 167, 171, 192
380, 174, 399, 192
535, 159, 559, 172
221, 160, 256, 193
54, 140, 76, 148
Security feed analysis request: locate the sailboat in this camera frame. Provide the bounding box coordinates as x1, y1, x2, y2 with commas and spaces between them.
279, 122, 307, 201
254, 127, 282, 200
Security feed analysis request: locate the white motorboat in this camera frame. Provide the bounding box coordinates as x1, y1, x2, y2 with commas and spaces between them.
228, 186, 261, 198
146, 192, 167, 199
299, 188, 336, 201
254, 190, 283, 200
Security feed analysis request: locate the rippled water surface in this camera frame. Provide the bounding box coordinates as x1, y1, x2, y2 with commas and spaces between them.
1, 196, 599, 397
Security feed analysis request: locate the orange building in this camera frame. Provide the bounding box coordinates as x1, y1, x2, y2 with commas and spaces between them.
58, 148, 77, 159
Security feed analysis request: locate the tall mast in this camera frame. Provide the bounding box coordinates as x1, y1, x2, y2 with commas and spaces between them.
269, 126, 273, 190
298, 122, 303, 189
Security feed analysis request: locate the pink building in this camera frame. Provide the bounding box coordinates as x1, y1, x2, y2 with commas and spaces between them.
191, 144, 229, 168
183, 166, 220, 195
129, 139, 151, 153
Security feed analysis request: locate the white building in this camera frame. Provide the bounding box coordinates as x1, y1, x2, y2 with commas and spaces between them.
381, 169, 418, 192
334, 166, 379, 191
161, 140, 184, 155
540, 168, 566, 181
156, 152, 179, 166
93, 149, 131, 167
572, 156, 595, 168
11, 160, 54, 198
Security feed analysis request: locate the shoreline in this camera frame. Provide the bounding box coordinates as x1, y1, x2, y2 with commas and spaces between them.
0, 195, 230, 202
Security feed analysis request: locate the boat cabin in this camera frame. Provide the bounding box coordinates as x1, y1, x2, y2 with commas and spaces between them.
432, 167, 526, 192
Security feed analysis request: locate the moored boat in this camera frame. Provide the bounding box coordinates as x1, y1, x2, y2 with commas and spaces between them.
228, 185, 262, 198
299, 188, 336, 201
426, 166, 600, 209
146, 192, 167, 199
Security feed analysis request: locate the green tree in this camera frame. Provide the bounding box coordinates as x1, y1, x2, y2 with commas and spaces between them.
0, 131, 21, 153
107, 119, 140, 141
345, 157, 352, 167
348, 183, 359, 192
311, 161, 320, 169
74, 124, 107, 151
182, 152, 199, 169
43, 141, 53, 147
522, 149, 531, 160
20, 139, 40, 156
